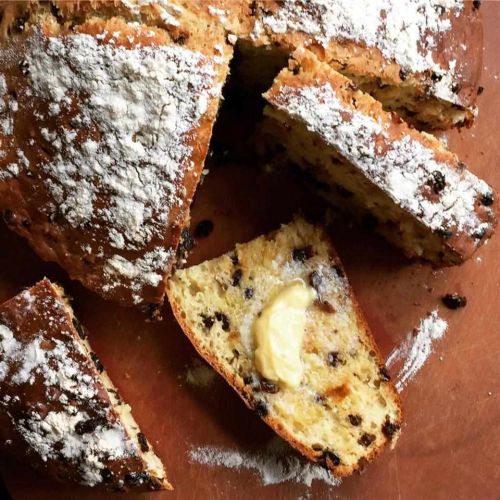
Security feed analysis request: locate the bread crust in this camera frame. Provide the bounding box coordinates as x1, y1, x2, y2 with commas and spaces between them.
167, 220, 402, 478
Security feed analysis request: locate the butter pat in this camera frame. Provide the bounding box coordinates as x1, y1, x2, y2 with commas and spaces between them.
254, 279, 316, 388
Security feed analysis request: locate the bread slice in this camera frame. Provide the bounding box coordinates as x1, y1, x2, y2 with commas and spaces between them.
247, 0, 483, 130
0, 1, 233, 306
167, 218, 402, 477
262, 49, 496, 265
0, 279, 170, 490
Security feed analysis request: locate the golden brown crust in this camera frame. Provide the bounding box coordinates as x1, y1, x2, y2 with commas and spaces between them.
167, 220, 402, 478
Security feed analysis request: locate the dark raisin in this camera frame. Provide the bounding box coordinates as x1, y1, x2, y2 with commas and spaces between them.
254, 400, 268, 417
19, 59, 30, 75
451, 83, 461, 94
13, 16, 28, 32
429, 171, 446, 193
477, 85, 484, 95
125, 471, 150, 486
348, 414, 362, 426
379, 366, 391, 381
194, 219, 214, 239
243, 374, 254, 386
75, 418, 103, 435
215, 312, 230, 331
480, 192, 494, 206
2, 209, 13, 225
137, 432, 149, 453
231, 253, 239, 265
292, 246, 313, 263
399, 69, 408, 81
382, 419, 400, 440
244, 287, 254, 299
201, 314, 214, 329
315, 394, 329, 407
322, 450, 341, 467
316, 300, 336, 313
260, 378, 280, 394
173, 31, 189, 45
358, 433, 376, 447
436, 228, 453, 239
327, 351, 342, 367
473, 0, 481, 9
101, 468, 114, 482
431, 72, 443, 82
72, 317, 89, 340
473, 227, 487, 240
90, 352, 104, 373
232, 269, 243, 286
442, 293, 467, 309
332, 265, 344, 278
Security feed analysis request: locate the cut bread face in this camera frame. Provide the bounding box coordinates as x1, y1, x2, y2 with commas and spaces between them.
167, 218, 402, 478
0, 279, 170, 490
0, 1, 233, 306
262, 49, 496, 265
247, 0, 483, 130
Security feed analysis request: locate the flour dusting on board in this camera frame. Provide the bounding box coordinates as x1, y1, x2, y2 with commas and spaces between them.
189, 437, 341, 488
387, 310, 448, 392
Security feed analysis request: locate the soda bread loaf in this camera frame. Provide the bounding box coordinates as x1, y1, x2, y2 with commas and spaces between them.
262, 49, 496, 265
167, 218, 402, 477
0, 279, 170, 490
0, 0, 233, 306
246, 0, 483, 130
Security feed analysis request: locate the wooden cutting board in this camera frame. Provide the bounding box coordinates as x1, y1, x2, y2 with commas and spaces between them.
1, 3, 499, 499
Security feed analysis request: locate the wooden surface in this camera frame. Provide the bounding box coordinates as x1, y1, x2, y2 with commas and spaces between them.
1, 3, 499, 499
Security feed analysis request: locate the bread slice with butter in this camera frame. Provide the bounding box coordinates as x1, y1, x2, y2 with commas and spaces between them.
167, 218, 402, 477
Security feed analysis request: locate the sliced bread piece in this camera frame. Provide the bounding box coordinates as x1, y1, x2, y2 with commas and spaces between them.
247, 0, 483, 130
0, 279, 170, 490
167, 218, 402, 477
0, 1, 233, 306
262, 49, 496, 265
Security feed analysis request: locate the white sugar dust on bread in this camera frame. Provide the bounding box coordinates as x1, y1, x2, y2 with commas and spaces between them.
0, 1, 233, 306
167, 218, 402, 477
0, 279, 170, 491
262, 49, 496, 265
248, 0, 483, 130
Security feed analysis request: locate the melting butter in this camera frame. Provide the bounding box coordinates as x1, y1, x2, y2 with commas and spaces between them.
254, 279, 316, 388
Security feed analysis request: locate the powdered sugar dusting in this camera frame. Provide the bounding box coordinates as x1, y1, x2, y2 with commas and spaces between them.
255, 0, 464, 103
0, 282, 146, 486
387, 310, 448, 392
3, 29, 220, 303
189, 437, 341, 488
269, 82, 493, 239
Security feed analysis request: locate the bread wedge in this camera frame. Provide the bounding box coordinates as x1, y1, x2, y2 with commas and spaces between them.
262, 49, 496, 265
0, 1, 233, 306
167, 218, 402, 477
0, 279, 170, 490
247, 0, 483, 130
